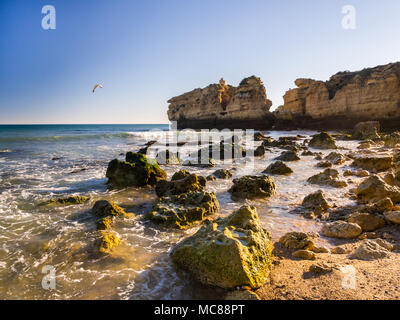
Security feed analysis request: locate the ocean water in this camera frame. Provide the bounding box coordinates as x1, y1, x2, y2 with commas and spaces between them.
0, 124, 361, 299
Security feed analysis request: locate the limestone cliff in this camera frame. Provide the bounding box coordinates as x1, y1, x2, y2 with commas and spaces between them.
274, 62, 400, 130
167, 76, 274, 129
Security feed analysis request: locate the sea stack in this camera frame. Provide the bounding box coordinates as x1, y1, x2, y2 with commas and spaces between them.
167, 76, 275, 130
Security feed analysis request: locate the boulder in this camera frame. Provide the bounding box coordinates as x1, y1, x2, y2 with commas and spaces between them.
301, 190, 330, 213
275, 150, 300, 162
316, 161, 332, 168
170, 206, 273, 289
149, 191, 219, 229
352, 154, 393, 172
254, 132, 266, 141
212, 169, 233, 179
325, 152, 346, 165
350, 239, 390, 260
228, 175, 276, 200
92, 200, 129, 218
384, 211, 400, 224
263, 161, 293, 175
307, 169, 347, 188
292, 250, 316, 260
254, 145, 266, 157
279, 232, 314, 250
309, 262, 338, 274
308, 132, 337, 149
363, 197, 394, 214
356, 175, 400, 203
353, 121, 380, 140
321, 221, 362, 239
99, 232, 120, 254
347, 212, 385, 232
183, 158, 216, 168
106, 153, 167, 188
383, 132, 400, 147
155, 173, 203, 197
155, 150, 180, 165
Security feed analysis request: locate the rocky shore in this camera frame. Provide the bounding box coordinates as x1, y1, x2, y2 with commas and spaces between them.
42, 123, 400, 300
168, 62, 400, 131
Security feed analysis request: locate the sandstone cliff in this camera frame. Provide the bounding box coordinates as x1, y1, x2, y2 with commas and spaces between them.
274, 62, 400, 130
167, 76, 274, 129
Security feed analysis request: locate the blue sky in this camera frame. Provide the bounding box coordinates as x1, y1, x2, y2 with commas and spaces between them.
1, 0, 399, 124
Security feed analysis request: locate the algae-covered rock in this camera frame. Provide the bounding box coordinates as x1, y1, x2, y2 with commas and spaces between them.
155, 173, 203, 197
352, 154, 393, 172
99, 232, 120, 254
301, 190, 330, 213
96, 216, 114, 230
149, 191, 219, 229
356, 175, 400, 203
228, 175, 276, 200
322, 221, 362, 239
307, 169, 347, 188
170, 206, 273, 289
275, 150, 300, 162
92, 200, 129, 218
308, 132, 337, 149
39, 196, 90, 206
263, 161, 293, 175
106, 152, 166, 188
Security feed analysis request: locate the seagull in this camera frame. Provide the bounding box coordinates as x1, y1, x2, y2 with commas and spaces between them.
92, 84, 103, 93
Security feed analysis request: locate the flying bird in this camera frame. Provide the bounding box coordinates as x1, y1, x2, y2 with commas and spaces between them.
92, 84, 103, 93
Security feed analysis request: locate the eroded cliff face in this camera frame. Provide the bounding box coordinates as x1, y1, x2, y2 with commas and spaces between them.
274, 62, 400, 129
167, 76, 274, 129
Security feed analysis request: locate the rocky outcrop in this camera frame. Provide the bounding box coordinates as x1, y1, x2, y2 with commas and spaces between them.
167, 76, 274, 129
228, 175, 276, 200
274, 62, 400, 130
170, 206, 273, 289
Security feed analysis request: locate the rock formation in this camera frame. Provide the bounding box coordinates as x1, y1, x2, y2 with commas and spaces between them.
167, 76, 274, 129
274, 62, 400, 130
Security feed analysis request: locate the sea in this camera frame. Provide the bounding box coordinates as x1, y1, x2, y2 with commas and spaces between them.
0, 124, 361, 299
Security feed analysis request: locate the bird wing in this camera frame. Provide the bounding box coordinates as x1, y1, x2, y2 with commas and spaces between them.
92, 84, 103, 93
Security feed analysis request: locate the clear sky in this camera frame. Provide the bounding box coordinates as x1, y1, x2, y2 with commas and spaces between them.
1, 0, 399, 124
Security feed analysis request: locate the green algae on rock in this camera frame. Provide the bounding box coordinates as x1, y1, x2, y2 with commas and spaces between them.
308, 132, 337, 149
92, 200, 130, 218
38, 196, 90, 206
170, 206, 273, 289
149, 191, 219, 229
155, 173, 203, 197
228, 175, 276, 200
106, 152, 166, 188
99, 232, 120, 254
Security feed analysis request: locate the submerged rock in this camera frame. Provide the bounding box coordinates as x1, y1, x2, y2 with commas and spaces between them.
356, 175, 400, 203
170, 206, 273, 289
275, 150, 300, 162
92, 200, 129, 218
301, 190, 330, 213
263, 161, 293, 175
228, 175, 276, 200
39, 196, 90, 206
321, 221, 362, 239
352, 154, 393, 172
307, 169, 347, 188
106, 152, 166, 188
308, 132, 337, 149
149, 191, 219, 229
